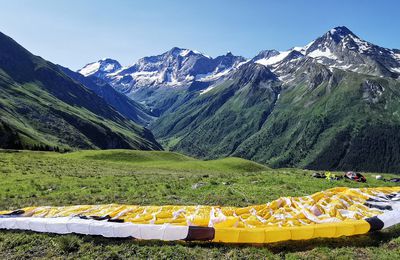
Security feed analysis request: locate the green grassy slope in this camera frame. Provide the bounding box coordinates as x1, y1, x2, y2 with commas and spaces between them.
235, 66, 400, 173
0, 149, 399, 259
151, 63, 281, 157
0, 31, 161, 151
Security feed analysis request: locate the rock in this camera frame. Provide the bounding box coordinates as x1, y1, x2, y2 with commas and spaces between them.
191, 182, 206, 189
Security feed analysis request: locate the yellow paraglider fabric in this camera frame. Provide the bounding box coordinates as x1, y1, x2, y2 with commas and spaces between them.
1, 187, 399, 243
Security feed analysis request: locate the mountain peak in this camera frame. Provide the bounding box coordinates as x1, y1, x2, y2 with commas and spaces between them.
329, 26, 353, 35
325, 26, 358, 43
301, 26, 360, 55
100, 57, 119, 63
78, 58, 121, 77
167, 47, 210, 58
169, 46, 184, 54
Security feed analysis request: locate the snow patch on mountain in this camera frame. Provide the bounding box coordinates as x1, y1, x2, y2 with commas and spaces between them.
292, 46, 307, 55
198, 60, 250, 82
78, 59, 122, 78
200, 85, 216, 95
392, 52, 400, 62
255, 51, 291, 66
391, 67, 400, 73
348, 34, 371, 53
79, 62, 101, 77
308, 48, 337, 60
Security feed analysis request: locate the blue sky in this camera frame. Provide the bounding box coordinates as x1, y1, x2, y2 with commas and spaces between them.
0, 0, 399, 70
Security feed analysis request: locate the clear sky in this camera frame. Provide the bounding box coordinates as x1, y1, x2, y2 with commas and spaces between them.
0, 0, 399, 70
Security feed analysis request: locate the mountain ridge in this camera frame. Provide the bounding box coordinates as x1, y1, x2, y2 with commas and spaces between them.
0, 31, 161, 151
59, 65, 156, 126
79, 26, 400, 118
254, 26, 400, 79
77, 47, 247, 114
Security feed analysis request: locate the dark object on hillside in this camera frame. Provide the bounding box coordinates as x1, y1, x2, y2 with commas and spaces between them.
312, 172, 343, 181
0, 209, 24, 218
312, 172, 326, 178
326, 172, 343, 181
344, 171, 367, 182
388, 178, 400, 183
330, 175, 343, 181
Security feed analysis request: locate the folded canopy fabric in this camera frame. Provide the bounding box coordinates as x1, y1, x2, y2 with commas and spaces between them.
1, 187, 399, 243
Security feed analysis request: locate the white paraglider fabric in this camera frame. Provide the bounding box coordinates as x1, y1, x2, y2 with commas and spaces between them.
0, 217, 189, 240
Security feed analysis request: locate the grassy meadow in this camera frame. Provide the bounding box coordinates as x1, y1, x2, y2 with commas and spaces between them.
0, 149, 399, 259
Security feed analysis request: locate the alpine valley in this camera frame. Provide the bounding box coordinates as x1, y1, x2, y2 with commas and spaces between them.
79, 26, 400, 173
2, 26, 400, 173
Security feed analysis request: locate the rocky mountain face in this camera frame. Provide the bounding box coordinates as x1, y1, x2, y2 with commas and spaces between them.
254, 26, 400, 80
79, 48, 246, 114
81, 48, 246, 90
0, 31, 161, 151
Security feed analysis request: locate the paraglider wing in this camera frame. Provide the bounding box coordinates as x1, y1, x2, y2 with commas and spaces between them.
1, 187, 399, 244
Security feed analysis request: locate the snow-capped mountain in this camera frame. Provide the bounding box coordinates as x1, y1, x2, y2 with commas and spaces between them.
78, 58, 122, 79
78, 26, 399, 116
254, 26, 400, 79
79, 47, 246, 94
80, 26, 400, 92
